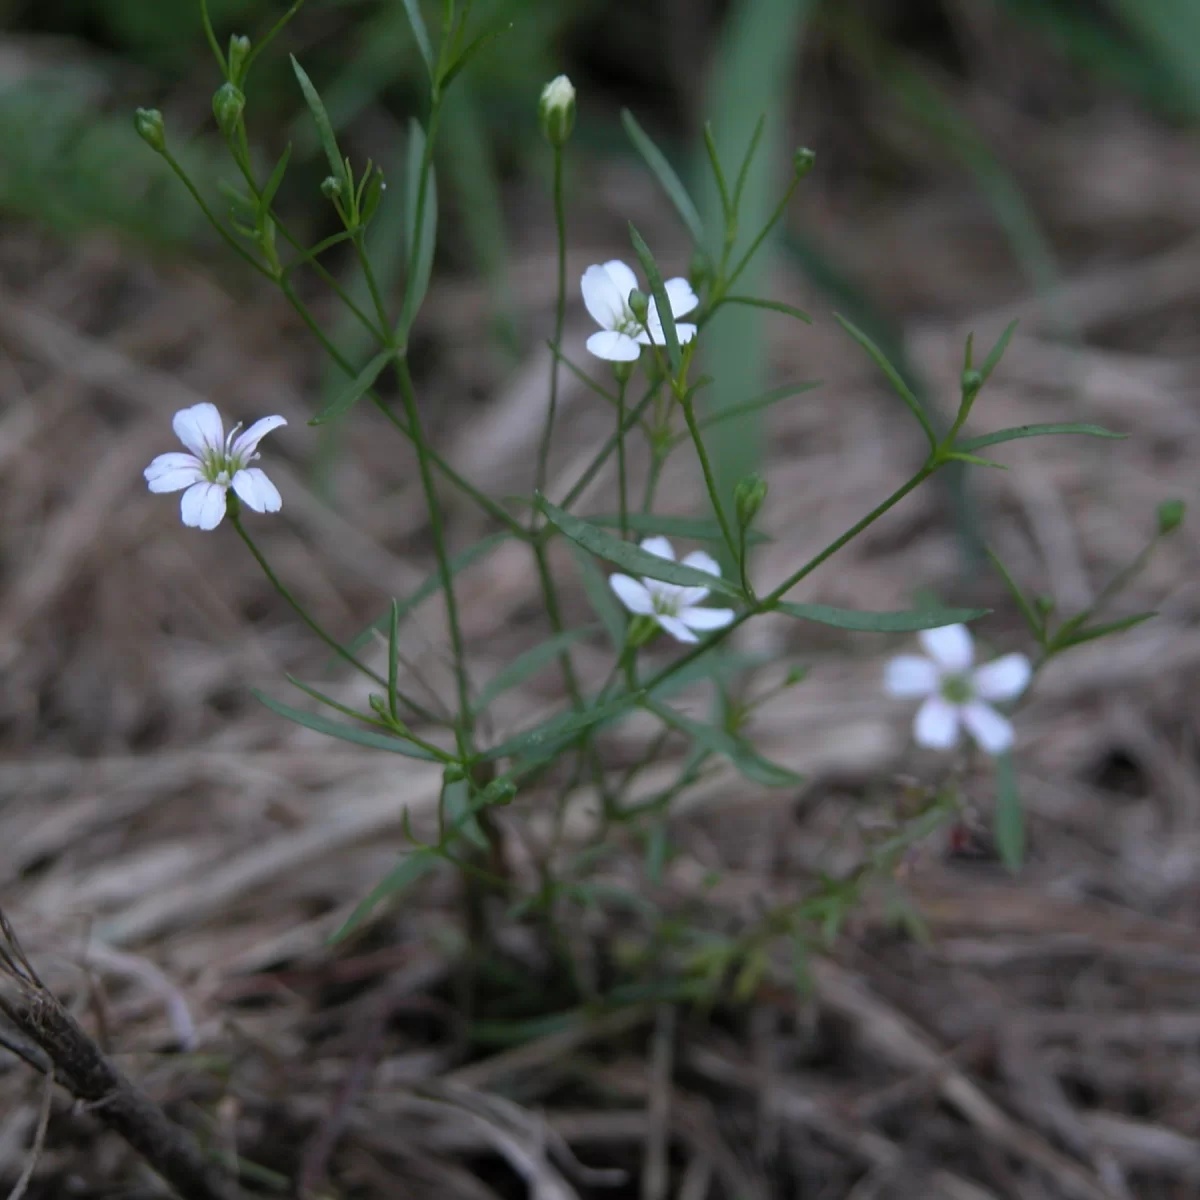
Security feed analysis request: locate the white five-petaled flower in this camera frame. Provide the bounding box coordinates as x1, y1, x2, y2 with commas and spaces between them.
609, 536, 736, 644
144, 402, 286, 531
884, 624, 1032, 756
581, 259, 699, 362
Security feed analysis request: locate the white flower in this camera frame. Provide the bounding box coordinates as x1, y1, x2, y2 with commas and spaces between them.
609, 536, 736, 644
144, 402, 286, 531
884, 624, 1032, 756
581, 259, 699, 362
540, 74, 575, 112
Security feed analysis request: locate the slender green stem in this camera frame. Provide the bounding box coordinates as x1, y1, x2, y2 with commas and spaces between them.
557, 383, 660, 514
616, 376, 630, 541
532, 540, 583, 706
277, 277, 523, 534
393, 357, 473, 744
642, 448, 667, 514
720, 174, 801, 298
231, 513, 443, 727
678, 392, 738, 562
353, 231, 393, 334
536, 145, 567, 500
397, 100, 442, 340
160, 150, 271, 279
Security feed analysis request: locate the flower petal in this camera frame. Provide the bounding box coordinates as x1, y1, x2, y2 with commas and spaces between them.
144, 453, 204, 493
680, 606, 735, 631
231, 415, 287, 460
675, 321, 698, 345
913, 696, 960, 750
233, 467, 283, 514
601, 259, 639, 304
657, 614, 699, 644
640, 536, 676, 561
665, 276, 699, 318
961, 702, 1014, 755
172, 403, 224, 458
586, 330, 641, 362
639, 303, 698, 346
918, 624, 974, 672
681, 549, 720, 577
581, 264, 627, 330
884, 655, 939, 697
609, 573, 654, 615
972, 653, 1032, 702
180, 481, 228, 531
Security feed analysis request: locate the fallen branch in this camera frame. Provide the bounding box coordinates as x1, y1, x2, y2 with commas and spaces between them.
0, 909, 237, 1200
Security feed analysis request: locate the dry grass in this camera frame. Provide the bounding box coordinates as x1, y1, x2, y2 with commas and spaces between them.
1, 56, 1199, 1200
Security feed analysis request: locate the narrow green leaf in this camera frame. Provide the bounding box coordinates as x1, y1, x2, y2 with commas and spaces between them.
994, 751, 1023, 874
944, 452, 1007, 469
473, 627, 595, 715
979, 319, 1019, 383
537, 495, 743, 599
401, 119, 438, 331
290, 56, 346, 185
1056, 611, 1156, 649
628, 223, 681, 374
482, 694, 639, 763
732, 114, 768, 216
716, 295, 812, 323
331, 533, 510, 666
242, 0, 304, 79
834, 313, 937, 449
387, 598, 401, 720
260, 142, 293, 213
985, 547, 1043, 640
620, 109, 705, 244
649, 650, 770, 702
399, 0, 435, 78
957, 423, 1126, 453
334, 849, 439, 940
702, 123, 732, 222
309, 350, 394, 424
691, 380, 823, 435
200, 0, 228, 76
643, 698, 803, 789
588, 512, 770, 546
775, 602, 989, 632
254, 690, 440, 760
439, 22, 512, 91
443, 778, 487, 850
568, 541, 626, 652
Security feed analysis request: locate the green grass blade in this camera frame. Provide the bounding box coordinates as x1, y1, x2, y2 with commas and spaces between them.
994, 751, 1023, 874
621, 109, 705, 244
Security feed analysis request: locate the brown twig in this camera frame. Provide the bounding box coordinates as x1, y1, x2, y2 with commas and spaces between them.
0, 909, 238, 1200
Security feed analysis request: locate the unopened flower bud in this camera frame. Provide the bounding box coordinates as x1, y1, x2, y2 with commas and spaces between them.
611, 359, 635, 384
1035, 594, 1056, 618
481, 777, 517, 806
689, 248, 713, 291
1157, 497, 1186, 535
734, 473, 768, 529
212, 82, 245, 139
227, 34, 252, 83
961, 367, 984, 399
320, 175, 344, 202
793, 147, 816, 178
442, 763, 467, 785
627, 288, 649, 324
133, 107, 166, 154
538, 74, 576, 147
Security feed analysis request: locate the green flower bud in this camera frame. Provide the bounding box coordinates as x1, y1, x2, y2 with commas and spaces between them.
627, 288, 649, 324
689, 248, 713, 292
133, 107, 166, 154
961, 367, 984, 398
1157, 497, 1186, 535
793, 147, 816, 178
442, 763, 467, 785
481, 778, 517, 806
538, 74, 576, 147
734, 473, 768, 528
212, 82, 246, 139
320, 175, 344, 202
227, 34, 252, 83
1035, 594, 1056, 618
611, 359, 636, 385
